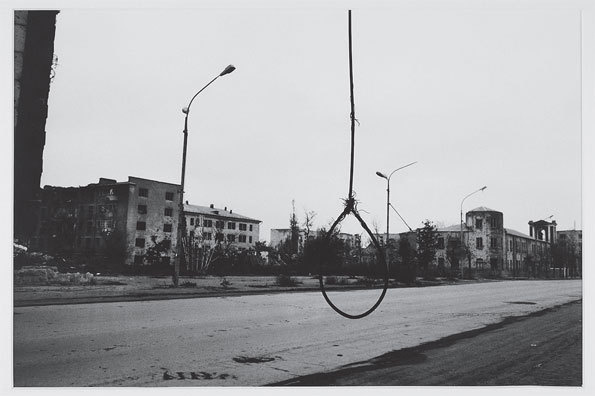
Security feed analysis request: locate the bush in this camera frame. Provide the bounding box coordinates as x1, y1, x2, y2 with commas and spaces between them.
276, 274, 298, 287
325, 276, 348, 285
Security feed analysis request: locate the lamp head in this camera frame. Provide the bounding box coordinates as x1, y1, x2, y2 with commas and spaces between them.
376, 171, 388, 179
182, 107, 189, 114
480, 186, 487, 191
220, 64, 236, 76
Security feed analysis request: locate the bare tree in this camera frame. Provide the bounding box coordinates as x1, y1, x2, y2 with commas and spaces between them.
302, 209, 316, 240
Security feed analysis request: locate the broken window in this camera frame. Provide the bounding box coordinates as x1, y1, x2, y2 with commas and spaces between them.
138, 204, 147, 215
475, 218, 483, 229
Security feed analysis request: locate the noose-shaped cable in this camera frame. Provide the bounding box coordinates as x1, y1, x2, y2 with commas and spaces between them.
318, 10, 389, 319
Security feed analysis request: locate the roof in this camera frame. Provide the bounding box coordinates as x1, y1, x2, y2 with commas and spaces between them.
184, 204, 261, 223
436, 224, 463, 232
468, 206, 500, 213
504, 228, 532, 239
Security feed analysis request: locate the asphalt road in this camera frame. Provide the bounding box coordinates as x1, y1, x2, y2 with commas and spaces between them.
13, 280, 581, 386
272, 300, 583, 386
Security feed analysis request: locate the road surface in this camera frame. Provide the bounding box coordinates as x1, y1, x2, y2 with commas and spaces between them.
272, 300, 582, 386
13, 280, 581, 386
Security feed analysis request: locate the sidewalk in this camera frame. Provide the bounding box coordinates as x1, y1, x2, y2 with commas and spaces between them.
13, 275, 462, 307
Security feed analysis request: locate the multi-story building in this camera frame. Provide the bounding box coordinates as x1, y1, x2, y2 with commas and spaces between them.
402, 207, 554, 277
33, 176, 181, 266
184, 203, 261, 250
32, 176, 263, 269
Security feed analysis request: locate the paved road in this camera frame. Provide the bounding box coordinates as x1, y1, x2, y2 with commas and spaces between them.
13, 280, 581, 386
272, 300, 582, 386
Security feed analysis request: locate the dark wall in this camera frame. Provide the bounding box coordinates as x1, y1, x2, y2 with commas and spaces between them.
14, 10, 59, 243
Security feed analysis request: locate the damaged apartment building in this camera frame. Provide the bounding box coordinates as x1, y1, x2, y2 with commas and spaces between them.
400, 207, 558, 277
31, 176, 261, 267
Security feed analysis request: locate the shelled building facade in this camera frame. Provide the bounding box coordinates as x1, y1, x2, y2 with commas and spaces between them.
402, 207, 556, 277
32, 176, 181, 266
32, 176, 262, 268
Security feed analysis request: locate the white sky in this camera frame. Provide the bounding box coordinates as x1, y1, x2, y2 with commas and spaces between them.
10, 0, 592, 243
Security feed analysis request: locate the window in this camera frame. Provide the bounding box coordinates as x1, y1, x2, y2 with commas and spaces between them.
86, 221, 94, 234
490, 238, 498, 249
190, 218, 194, 226
476, 258, 485, 268
136, 221, 146, 231
437, 237, 444, 249
490, 257, 498, 269
560, 234, 567, 239
134, 255, 144, 265
476, 237, 483, 249
135, 238, 145, 248
228, 222, 236, 230
162, 239, 171, 249
489, 217, 498, 228
138, 204, 147, 215
96, 220, 114, 232
194, 218, 200, 227
215, 220, 224, 229
161, 256, 171, 266
139, 188, 148, 198
239, 223, 247, 231
87, 205, 94, 217
215, 232, 224, 242
203, 232, 212, 240
164, 208, 173, 217
239, 235, 247, 243
475, 218, 483, 229
438, 258, 445, 267
249, 236, 253, 243
579, 234, 582, 240
227, 234, 236, 242
204, 219, 213, 228
165, 191, 174, 201
163, 224, 173, 233
249, 224, 253, 231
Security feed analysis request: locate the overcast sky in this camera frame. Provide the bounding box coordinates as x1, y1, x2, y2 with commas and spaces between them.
29, 1, 587, 243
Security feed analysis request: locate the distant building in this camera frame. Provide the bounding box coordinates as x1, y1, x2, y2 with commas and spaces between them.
401, 207, 555, 277
184, 203, 261, 250
269, 228, 360, 253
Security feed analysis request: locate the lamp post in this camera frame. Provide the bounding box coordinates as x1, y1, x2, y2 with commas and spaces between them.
173, 64, 236, 287
459, 186, 487, 279
376, 161, 417, 266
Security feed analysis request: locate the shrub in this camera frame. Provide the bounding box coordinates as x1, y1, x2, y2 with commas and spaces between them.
276, 274, 298, 287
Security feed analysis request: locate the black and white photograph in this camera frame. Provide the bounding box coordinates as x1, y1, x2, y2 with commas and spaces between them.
5, 0, 593, 391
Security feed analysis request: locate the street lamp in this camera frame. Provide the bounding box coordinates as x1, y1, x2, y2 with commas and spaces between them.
174, 64, 236, 287
376, 161, 417, 266
459, 186, 487, 279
